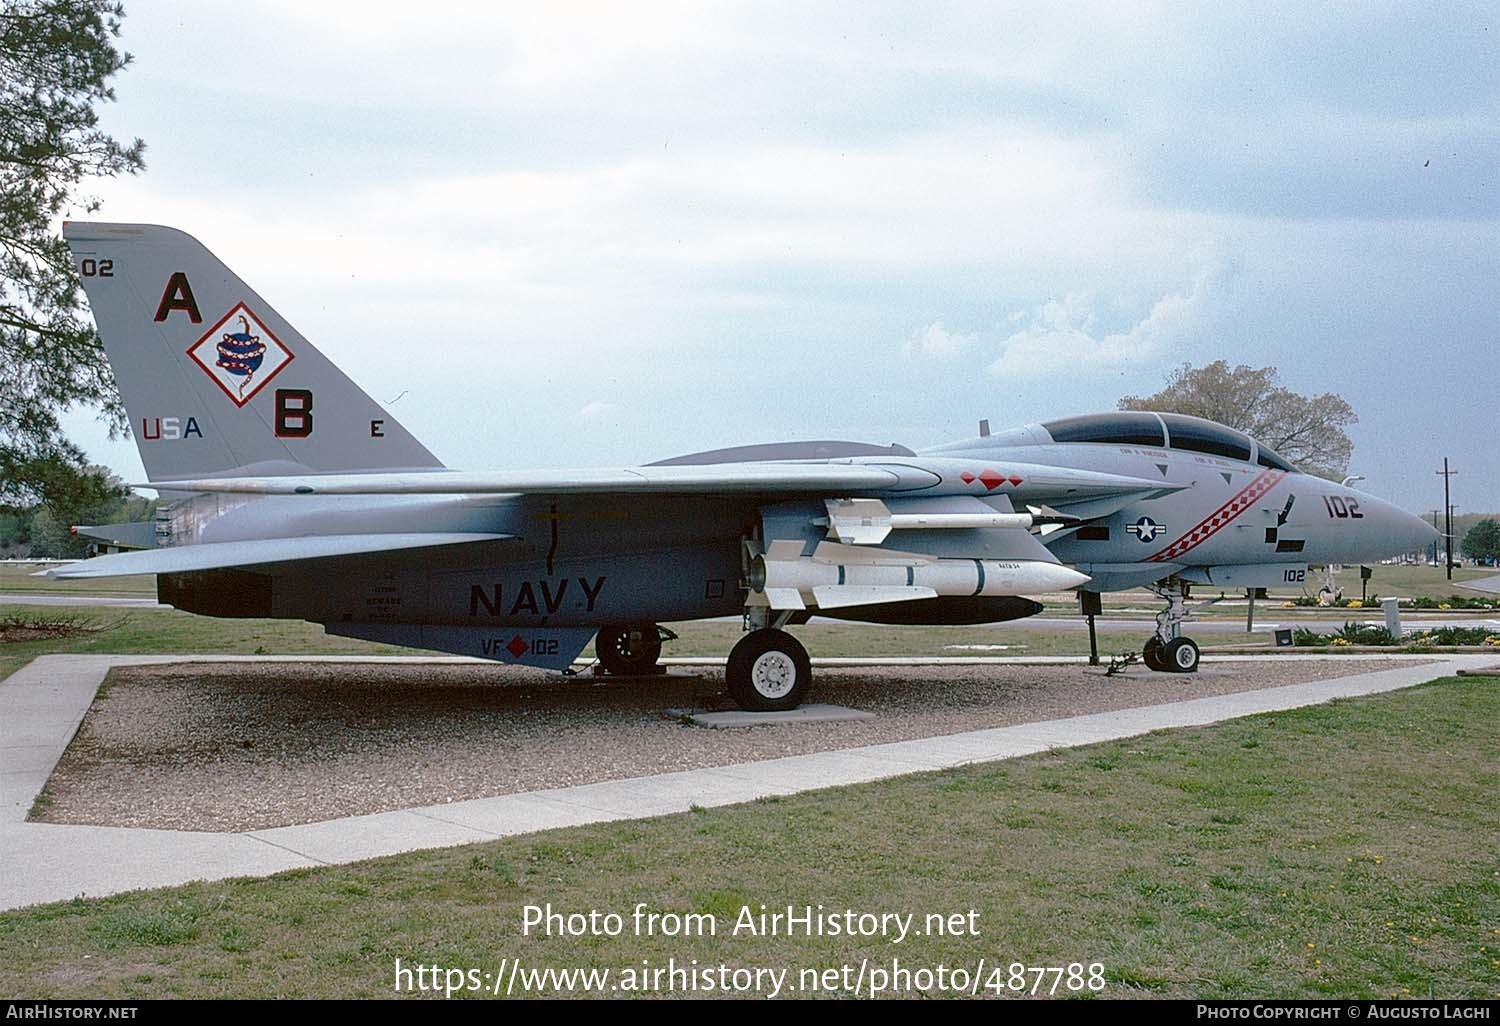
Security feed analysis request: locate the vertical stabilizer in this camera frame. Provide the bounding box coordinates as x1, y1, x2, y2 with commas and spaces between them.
64, 222, 443, 480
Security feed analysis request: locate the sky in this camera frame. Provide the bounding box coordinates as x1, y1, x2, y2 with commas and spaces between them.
58, 1, 1499, 513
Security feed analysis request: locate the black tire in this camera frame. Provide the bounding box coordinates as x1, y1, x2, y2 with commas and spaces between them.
726, 629, 812, 711
595, 623, 663, 675
1163, 637, 1200, 673
1143, 636, 1168, 671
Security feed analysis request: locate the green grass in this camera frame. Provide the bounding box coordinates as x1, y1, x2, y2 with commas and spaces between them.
0, 601, 1269, 686
0, 604, 409, 683
0, 675, 1495, 999
0, 562, 155, 596
1328, 563, 1491, 599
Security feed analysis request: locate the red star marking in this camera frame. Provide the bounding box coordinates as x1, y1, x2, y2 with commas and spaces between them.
1009, 476, 1023, 486
959, 472, 976, 484
978, 469, 1005, 491
506, 635, 529, 659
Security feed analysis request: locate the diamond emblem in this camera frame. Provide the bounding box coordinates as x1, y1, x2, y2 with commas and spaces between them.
186, 302, 294, 407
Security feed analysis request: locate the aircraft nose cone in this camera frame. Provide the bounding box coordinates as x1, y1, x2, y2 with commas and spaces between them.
1380, 503, 1441, 559
1407, 512, 1442, 551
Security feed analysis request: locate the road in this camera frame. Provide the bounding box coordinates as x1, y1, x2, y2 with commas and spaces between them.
1459, 574, 1500, 595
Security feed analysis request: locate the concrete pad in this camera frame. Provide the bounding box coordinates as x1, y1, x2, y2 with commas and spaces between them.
665, 703, 877, 728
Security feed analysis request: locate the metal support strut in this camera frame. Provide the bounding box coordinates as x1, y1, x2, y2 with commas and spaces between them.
1143, 577, 1201, 674
1149, 579, 1191, 643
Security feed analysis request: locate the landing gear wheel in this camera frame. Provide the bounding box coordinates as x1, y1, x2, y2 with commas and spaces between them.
595, 623, 663, 676
1143, 636, 1168, 671
1163, 637, 1200, 673
727, 629, 811, 711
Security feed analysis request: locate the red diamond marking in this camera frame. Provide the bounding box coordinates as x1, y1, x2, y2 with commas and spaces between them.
506, 635, 529, 659
978, 469, 1005, 491
960, 472, 976, 484
1009, 476, 1023, 486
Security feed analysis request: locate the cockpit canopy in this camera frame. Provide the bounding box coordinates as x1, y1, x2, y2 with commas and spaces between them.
1038, 412, 1298, 472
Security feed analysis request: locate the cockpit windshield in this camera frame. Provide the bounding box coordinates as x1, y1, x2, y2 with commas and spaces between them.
1156, 414, 1253, 462
1039, 412, 1299, 471
1040, 413, 1165, 447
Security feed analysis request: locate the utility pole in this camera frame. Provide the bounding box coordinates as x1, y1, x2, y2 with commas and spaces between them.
1436, 459, 1457, 580
1429, 510, 1441, 565
1449, 505, 1459, 572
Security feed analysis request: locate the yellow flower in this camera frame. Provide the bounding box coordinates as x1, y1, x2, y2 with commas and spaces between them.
1438, 603, 1452, 610
1348, 600, 1363, 608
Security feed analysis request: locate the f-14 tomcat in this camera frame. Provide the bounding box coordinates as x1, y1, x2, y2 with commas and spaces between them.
51, 223, 1438, 709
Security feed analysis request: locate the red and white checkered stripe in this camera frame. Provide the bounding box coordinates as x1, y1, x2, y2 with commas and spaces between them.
1147, 469, 1284, 563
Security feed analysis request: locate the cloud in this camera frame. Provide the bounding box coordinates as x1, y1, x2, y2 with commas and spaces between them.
987, 264, 1229, 380
578, 401, 621, 420
905, 321, 978, 358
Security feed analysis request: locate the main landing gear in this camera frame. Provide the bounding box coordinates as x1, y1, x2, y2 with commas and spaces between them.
594, 623, 664, 676
595, 618, 810, 710
725, 608, 812, 711
1143, 580, 1200, 673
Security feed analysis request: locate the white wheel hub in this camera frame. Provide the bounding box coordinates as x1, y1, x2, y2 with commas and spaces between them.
750, 650, 797, 699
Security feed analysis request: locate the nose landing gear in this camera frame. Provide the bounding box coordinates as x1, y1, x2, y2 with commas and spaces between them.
1143, 580, 1200, 673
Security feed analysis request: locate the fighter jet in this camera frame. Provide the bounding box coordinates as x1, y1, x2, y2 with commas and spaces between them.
48, 223, 1439, 709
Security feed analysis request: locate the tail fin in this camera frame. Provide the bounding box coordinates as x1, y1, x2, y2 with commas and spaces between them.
64, 222, 443, 481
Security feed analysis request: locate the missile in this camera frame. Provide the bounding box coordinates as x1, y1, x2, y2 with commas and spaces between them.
749, 540, 1091, 611
822, 498, 1081, 544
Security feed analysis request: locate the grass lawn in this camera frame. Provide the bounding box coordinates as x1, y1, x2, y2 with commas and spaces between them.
0, 605, 408, 684
0, 601, 1272, 686
0, 674, 1495, 999
0, 562, 155, 596
1327, 563, 1492, 601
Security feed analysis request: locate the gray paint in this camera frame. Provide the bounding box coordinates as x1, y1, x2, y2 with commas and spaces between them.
53, 222, 1441, 670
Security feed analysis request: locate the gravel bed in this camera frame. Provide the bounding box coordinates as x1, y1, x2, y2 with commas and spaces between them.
36, 658, 1422, 832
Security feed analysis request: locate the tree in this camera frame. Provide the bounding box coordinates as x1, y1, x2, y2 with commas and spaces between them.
1460, 519, 1500, 565
1, 0, 143, 515
1119, 361, 1357, 477
25, 464, 151, 557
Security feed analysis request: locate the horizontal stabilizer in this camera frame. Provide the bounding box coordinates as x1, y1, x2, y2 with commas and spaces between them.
71, 522, 157, 550
40, 532, 513, 579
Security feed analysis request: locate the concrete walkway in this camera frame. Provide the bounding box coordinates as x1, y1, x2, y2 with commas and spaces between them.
1, 652, 1494, 911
